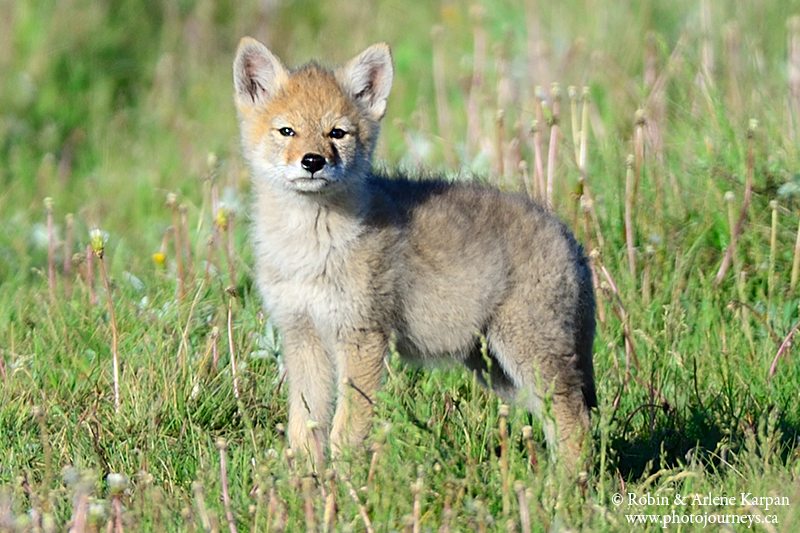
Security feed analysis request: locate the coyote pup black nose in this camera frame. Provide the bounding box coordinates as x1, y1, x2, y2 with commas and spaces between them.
301, 153, 326, 174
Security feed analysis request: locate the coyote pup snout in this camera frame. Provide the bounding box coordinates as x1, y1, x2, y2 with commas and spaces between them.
233, 37, 596, 473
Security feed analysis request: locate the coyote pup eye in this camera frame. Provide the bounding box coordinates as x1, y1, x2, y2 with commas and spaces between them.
328, 128, 347, 139
278, 127, 295, 137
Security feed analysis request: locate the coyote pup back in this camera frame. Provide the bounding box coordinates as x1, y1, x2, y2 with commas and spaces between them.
233, 37, 596, 474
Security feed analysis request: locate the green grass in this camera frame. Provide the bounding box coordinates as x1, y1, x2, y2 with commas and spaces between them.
2, 0, 800, 531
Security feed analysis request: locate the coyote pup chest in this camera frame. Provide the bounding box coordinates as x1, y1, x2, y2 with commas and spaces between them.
252, 199, 370, 335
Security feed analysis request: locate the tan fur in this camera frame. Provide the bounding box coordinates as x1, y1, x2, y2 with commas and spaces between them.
233, 37, 596, 474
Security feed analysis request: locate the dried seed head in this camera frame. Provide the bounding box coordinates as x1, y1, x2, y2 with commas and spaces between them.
469, 3, 486, 21
747, 119, 758, 137
87, 499, 108, 525
724, 191, 735, 202
166, 192, 178, 208
568, 86, 577, 100
550, 82, 561, 100
522, 425, 533, 440
207, 152, 219, 172
137, 470, 154, 486
216, 437, 228, 451
634, 109, 646, 126
626, 154, 635, 167
107, 473, 129, 496
498, 404, 510, 418
44, 197, 54, 212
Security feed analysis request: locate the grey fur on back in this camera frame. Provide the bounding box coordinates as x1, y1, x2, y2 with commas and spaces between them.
360, 171, 596, 411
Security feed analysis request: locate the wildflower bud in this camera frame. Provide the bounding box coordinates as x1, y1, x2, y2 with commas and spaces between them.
89, 228, 107, 258
44, 197, 54, 212
152, 252, 166, 265
215, 206, 228, 229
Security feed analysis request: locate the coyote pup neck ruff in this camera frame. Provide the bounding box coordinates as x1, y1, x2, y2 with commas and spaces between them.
233, 37, 596, 474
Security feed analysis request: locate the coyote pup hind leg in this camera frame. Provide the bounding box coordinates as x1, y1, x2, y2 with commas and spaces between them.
483, 237, 596, 475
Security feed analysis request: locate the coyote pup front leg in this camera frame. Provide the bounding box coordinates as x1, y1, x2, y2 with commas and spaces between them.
329, 329, 388, 456
281, 316, 335, 466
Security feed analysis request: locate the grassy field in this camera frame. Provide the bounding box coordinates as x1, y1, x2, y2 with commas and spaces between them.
2, 0, 800, 531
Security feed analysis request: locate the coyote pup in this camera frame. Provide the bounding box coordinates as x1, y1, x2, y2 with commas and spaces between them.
233, 37, 596, 473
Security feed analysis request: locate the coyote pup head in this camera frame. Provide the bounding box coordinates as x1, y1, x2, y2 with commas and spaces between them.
233, 38, 393, 195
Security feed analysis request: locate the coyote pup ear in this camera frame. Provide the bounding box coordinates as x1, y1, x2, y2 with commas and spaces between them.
233, 37, 288, 108
338, 43, 394, 121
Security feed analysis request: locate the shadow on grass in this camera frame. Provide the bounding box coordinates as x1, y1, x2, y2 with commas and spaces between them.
607, 399, 799, 480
